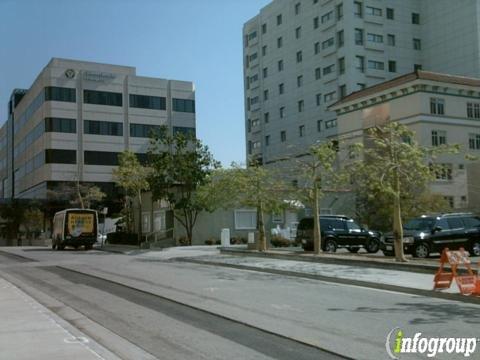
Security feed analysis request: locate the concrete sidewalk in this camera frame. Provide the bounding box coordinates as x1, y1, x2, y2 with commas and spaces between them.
0, 277, 119, 360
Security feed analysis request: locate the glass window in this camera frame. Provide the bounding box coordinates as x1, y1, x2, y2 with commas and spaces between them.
355, 28, 364, 45
388, 60, 397, 73
346, 220, 361, 231
313, 16, 319, 29
367, 33, 383, 43
337, 30, 344, 47
412, 13, 420, 24
84, 120, 123, 136
45, 86, 76, 102
172, 98, 195, 113
368, 60, 384, 70
447, 218, 463, 229
280, 130, 286, 142
430, 98, 445, 115
295, 26, 301, 39
354, 1, 362, 18
129, 94, 166, 110
431, 130, 447, 146
130, 123, 162, 138
45, 118, 76, 133
322, 37, 334, 49
387, 34, 396, 46
173, 126, 196, 137
296, 51, 303, 63
386, 8, 394, 19
467, 103, 480, 119
84, 90, 122, 106
84, 151, 119, 166
413, 38, 422, 50
45, 149, 76, 164
235, 209, 257, 230
366, 6, 382, 16
468, 133, 480, 150
321, 11, 333, 23
463, 217, 480, 228
331, 220, 346, 230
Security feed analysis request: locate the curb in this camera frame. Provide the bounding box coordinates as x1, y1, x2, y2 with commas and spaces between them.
178, 257, 480, 305
219, 248, 443, 274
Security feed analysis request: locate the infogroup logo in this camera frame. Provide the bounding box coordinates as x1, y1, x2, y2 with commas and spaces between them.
385, 327, 478, 359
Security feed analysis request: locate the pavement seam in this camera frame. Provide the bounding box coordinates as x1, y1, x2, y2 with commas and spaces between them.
176, 257, 480, 305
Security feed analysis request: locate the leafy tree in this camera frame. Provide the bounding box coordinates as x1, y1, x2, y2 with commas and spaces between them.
351, 122, 458, 262
47, 180, 105, 209
148, 128, 219, 245
113, 150, 151, 246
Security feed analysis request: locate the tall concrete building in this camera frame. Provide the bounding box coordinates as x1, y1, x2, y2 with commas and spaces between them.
0, 58, 196, 200
243, 0, 480, 165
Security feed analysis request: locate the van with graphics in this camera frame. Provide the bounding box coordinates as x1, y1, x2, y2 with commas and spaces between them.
52, 209, 98, 250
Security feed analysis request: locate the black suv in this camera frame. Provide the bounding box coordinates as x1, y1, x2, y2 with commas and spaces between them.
295, 215, 381, 253
380, 213, 480, 258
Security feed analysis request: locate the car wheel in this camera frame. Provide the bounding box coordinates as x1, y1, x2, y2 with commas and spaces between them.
325, 239, 337, 253
348, 247, 360, 253
413, 243, 430, 258
471, 240, 480, 257
366, 238, 380, 253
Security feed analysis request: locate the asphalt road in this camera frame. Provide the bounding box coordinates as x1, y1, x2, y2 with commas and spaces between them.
1, 248, 479, 360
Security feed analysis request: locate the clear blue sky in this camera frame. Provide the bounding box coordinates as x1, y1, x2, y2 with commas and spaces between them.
0, 0, 270, 165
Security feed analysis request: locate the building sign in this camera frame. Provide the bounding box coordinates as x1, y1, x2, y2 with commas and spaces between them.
83, 71, 116, 82
65, 69, 76, 79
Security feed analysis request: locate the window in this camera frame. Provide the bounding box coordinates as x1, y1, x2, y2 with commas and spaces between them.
314, 41, 320, 54
278, 59, 284, 71
173, 126, 195, 137
324, 91, 336, 103
367, 33, 383, 43
234, 209, 257, 230
467, 102, 480, 119
265, 135, 270, 146
325, 119, 337, 128
45, 117, 76, 133
316, 93, 322, 106
142, 213, 151, 233
129, 94, 166, 110
431, 130, 447, 147
388, 60, 397, 73
413, 38, 421, 50
366, 6, 382, 16
84, 151, 119, 166
280, 130, 286, 142
412, 12, 420, 24
430, 98, 445, 115
313, 16, 319, 29
323, 64, 335, 75
172, 98, 195, 113
277, 37, 283, 48
279, 83, 284, 94
355, 28, 364, 45
45, 87, 76, 102
250, 96, 259, 106
317, 120, 322, 132
296, 50, 303, 63
263, 67, 268, 78
262, 45, 267, 56
321, 11, 333, 24
469, 133, 480, 150
354, 1, 362, 18
84, 90, 122, 106
277, 14, 283, 25
262, 23, 267, 34
336, 3, 343, 20
337, 30, 344, 47
45, 149, 76, 164
295, 2, 301, 15
248, 31, 257, 41
299, 125, 305, 137
338, 57, 345, 75
264, 112, 269, 123
297, 75, 303, 87
368, 60, 384, 70
298, 100, 304, 112
315, 67, 321, 80
434, 164, 453, 181
280, 107, 285, 118
249, 52, 258, 62
339, 85, 347, 99
295, 26, 302, 39
355, 56, 365, 72
386, 8, 394, 19
322, 37, 334, 49
263, 89, 269, 100
387, 34, 396, 46
130, 123, 160, 138
84, 120, 123, 136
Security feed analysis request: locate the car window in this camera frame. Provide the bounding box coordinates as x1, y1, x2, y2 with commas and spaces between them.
331, 220, 346, 230
446, 218, 463, 229
346, 221, 361, 231
320, 219, 331, 229
404, 218, 435, 230
434, 218, 450, 230
463, 217, 480, 228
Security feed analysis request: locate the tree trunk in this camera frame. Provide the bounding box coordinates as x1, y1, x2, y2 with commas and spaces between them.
257, 202, 267, 251
76, 181, 84, 209
313, 184, 322, 254
137, 192, 142, 248
393, 169, 408, 262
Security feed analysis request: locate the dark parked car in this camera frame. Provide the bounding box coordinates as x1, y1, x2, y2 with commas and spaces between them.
295, 215, 381, 253
380, 213, 480, 258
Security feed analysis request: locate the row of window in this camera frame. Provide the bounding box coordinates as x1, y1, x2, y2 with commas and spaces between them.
431, 129, 480, 150
430, 98, 480, 120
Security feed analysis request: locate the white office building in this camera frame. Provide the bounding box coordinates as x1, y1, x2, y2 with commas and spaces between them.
243, 0, 480, 166
0, 58, 196, 200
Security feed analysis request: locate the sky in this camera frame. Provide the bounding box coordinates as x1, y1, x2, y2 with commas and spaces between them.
0, 0, 271, 166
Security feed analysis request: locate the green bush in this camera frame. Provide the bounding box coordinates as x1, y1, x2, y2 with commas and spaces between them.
270, 234, 291, 248
204, 237, 219, 245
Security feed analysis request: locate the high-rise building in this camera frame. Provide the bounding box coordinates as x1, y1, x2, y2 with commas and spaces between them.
0, 58, 196, 200
243, 0, 480, 166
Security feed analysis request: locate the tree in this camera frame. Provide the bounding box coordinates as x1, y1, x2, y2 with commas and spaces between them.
47, 180, 105, 209
113, 150, 151, 246
22, 207, 44, 243
292, 141, 347, 254
148, 128, 219, 245
351, 122, 459, 262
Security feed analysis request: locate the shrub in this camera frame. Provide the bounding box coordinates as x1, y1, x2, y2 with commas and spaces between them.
230, 237, 247, 245
177, 236, 189, 246
204, 237, 219, 245
270, 234, 291, 248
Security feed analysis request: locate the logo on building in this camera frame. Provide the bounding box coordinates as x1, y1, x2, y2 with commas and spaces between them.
65, 69, 76, 79
83, 71, 115, 82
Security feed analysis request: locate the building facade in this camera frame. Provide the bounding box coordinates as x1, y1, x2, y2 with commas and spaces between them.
243, 0, 480, 166
330, 70, 480, 211
0, 58, 196, 200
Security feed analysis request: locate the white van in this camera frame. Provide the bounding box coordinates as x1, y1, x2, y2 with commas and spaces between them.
52, 209, 98, 250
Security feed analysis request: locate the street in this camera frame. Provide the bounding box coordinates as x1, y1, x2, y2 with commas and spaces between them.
1, 247, 479, 359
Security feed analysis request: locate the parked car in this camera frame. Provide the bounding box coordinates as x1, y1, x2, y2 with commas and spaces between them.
295, 215, 382, 253
380, 213, 480, 258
